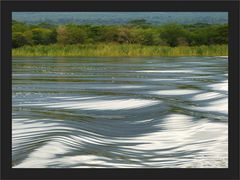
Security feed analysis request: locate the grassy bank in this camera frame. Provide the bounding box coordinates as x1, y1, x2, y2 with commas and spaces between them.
12, 44, 228, 57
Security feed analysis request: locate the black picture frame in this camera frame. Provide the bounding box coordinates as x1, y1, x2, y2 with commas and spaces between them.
1, 0, 239, 179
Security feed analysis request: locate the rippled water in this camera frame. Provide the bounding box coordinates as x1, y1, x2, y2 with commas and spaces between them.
12, 56, 228, 168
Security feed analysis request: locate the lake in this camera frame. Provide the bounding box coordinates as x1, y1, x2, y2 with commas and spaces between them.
12, 56, 228, 168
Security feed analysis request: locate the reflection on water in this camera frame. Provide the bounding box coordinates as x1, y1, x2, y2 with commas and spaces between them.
12, 56, 228, 168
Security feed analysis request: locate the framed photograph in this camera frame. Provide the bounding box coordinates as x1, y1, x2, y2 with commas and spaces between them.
1, 0, 239, 179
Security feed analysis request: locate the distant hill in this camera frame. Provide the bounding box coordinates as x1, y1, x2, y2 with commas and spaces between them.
12, 12, 228, 25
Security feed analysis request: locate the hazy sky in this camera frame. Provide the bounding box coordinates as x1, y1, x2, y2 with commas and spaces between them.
12, 12, 228, 25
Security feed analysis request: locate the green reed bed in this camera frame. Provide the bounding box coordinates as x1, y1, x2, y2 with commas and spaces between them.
12, 44, 228, 57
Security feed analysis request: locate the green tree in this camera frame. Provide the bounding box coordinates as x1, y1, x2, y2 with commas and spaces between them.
87, 26, 105, 42
116, 27, 136, 44
102, 26, 119, 43
209, 24, 228, 44
134, 29, 156, 45
186, 24, 228, 46
57, 24, 87, 44
160, 23, 188, 47
31, 28, 57, 45
12, 32, 28, 48
127, 19, 151, 28
12, 20, 29, 32
12, 20, 228, 48
37, 22, 57, 29
188, 31, 208, 45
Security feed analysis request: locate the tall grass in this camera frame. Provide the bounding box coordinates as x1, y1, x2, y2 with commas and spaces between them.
12, 43, 228, 57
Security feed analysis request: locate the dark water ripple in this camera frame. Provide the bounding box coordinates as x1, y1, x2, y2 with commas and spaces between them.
12, 56, 228, 168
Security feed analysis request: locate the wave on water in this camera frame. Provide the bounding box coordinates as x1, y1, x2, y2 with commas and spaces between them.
12, 57, 228, 168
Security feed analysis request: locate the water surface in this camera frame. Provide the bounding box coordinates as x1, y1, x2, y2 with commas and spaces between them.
12, 56, 228, 168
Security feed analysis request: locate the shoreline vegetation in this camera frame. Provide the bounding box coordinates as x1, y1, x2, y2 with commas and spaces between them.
12, 20, 228, 57
12, 44, 228, 57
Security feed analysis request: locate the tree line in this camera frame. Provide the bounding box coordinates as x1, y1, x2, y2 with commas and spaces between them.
12, 19, 228, 48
